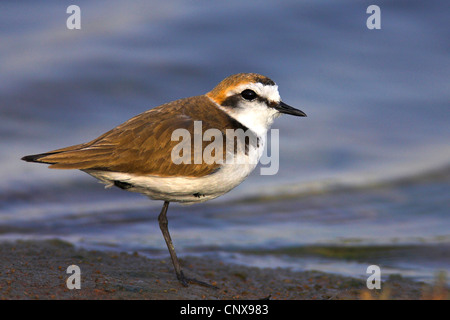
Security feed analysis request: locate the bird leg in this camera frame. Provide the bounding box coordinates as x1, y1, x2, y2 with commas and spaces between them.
157, 201, 218, 289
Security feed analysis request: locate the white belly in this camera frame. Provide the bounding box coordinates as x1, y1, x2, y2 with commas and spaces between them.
85, 137, 264, 204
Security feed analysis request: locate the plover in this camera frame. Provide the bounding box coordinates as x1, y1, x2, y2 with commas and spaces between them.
22, 73, 306, 287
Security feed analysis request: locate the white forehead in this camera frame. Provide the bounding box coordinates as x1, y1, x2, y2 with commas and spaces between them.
230, 82, 281, 102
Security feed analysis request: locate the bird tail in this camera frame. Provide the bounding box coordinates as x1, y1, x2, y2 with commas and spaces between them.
20, 143, 96, 169
21, 152, 58, 164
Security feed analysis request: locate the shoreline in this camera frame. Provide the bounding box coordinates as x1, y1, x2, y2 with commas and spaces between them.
1, 239, 446, 300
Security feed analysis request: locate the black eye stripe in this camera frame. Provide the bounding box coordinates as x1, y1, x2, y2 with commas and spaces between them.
221, 94, 241, 108
221, 93, 272, 108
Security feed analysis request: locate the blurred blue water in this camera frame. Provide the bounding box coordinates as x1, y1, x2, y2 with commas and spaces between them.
0, 0, 449, 283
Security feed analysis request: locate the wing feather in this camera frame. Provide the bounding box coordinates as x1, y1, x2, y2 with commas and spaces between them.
22, 96, 237, 177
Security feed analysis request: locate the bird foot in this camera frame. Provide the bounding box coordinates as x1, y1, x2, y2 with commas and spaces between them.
177, 271, 219, 289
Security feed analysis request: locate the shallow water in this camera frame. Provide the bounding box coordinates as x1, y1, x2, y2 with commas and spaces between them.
0, 0, 449, 284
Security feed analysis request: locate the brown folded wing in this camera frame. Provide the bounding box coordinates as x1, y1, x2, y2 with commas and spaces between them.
26, 95, 237, 177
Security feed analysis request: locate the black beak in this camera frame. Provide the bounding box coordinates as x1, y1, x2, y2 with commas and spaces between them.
274, 101, 307, 117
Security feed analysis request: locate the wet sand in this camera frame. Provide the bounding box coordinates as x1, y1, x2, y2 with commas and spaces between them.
0, 239, 446, 300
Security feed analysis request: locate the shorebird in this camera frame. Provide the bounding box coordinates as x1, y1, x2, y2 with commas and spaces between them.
22, 73, 306, 287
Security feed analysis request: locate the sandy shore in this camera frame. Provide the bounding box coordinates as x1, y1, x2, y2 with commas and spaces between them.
0, 239, 446, 300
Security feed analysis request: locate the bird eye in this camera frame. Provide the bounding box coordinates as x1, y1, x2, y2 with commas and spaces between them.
241, 89, 257, 101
